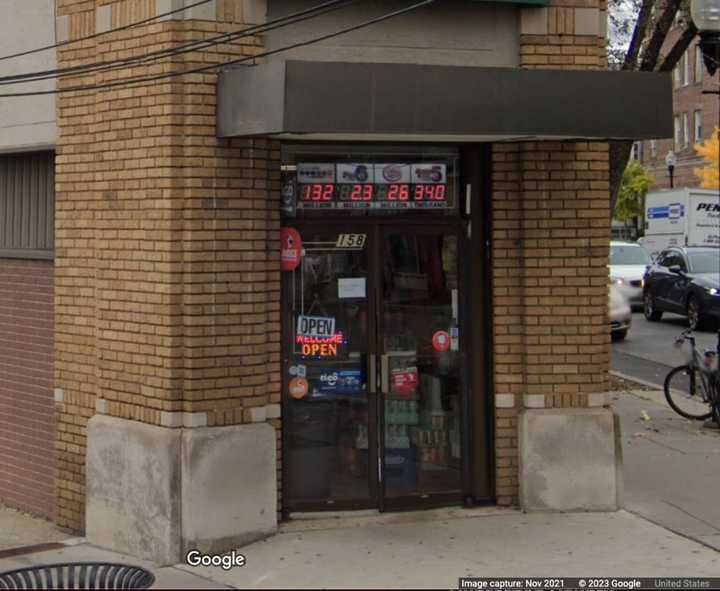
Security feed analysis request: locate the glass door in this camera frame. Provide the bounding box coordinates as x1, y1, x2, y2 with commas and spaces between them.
283, 225, 377, 511
282, 223, 465, 513
378, 228, 463, 508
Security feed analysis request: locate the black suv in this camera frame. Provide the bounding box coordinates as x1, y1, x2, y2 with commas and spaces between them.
643, 246, 720, 329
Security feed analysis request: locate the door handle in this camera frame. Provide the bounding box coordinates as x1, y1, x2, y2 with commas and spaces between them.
381, 354, 389, 394
368, 353, 376, 394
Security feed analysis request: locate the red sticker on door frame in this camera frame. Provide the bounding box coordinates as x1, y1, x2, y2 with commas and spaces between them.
432, 330, 450, 352
281, 227, 302, 271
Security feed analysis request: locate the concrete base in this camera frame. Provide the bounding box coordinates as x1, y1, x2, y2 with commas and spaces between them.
519, 408, 622, 512
86, 415, 277, 565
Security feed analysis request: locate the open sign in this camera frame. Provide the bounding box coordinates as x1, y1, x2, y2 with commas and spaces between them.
297, 315, 336, 338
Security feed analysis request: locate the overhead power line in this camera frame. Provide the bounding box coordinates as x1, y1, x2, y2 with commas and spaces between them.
0, 0, 356, 86
0, 0, 435, 98
0, 0, 214, 63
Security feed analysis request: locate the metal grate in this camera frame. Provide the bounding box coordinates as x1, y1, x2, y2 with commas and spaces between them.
0, 562, 155, 589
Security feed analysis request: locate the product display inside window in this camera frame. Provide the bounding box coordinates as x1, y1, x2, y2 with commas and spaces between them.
381, 234, 461, 498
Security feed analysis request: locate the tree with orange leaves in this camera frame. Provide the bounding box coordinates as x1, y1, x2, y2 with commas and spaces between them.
694, 128, 720, 189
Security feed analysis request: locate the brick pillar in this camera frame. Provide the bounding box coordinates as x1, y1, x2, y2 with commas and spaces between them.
55, 0, 280, 560
491, 0, 616, 510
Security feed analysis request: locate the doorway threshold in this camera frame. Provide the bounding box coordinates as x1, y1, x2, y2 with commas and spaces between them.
281, 505, 517, 534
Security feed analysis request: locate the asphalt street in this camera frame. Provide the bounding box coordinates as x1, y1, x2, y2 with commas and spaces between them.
611, 310, 720, 552
612, 311, 719, 386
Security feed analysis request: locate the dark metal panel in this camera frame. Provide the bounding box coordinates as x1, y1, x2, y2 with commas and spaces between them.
0, 151, 54, 258
218, 61, 673, 140
216, 61, 286, 138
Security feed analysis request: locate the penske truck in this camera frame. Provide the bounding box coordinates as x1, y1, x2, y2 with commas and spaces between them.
639, 188, 720, 259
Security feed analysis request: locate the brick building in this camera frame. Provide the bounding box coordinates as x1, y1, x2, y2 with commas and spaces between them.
1, 0, 669, 565
638, 26, 719, 189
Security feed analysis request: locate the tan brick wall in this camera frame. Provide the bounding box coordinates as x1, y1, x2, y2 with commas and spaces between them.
493, 0, 611, 506
52, 0, 614, 525
54, 0, 279, 532
520, 0, 607, 70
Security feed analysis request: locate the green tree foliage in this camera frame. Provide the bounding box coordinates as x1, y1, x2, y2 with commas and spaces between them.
614, 160, 652, 222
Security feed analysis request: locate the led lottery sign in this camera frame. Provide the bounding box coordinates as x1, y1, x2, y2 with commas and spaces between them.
295, 162, 454, 211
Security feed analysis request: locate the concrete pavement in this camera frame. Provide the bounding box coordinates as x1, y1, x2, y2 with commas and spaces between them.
0, 505, 70, 551
612, 387, 720, 552
1, 508, 719, 589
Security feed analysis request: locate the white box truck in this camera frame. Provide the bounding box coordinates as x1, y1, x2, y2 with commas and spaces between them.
640, 188, 720, 259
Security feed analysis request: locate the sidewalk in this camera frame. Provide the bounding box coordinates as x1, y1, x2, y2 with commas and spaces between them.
1, 507, 718, 589
612, 387, 720, 551
0, 504, 70, 551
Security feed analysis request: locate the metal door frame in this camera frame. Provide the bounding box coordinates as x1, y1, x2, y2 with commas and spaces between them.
279, 143, 495, 517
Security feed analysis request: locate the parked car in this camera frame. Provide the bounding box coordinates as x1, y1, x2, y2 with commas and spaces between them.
643, 246, 720, 330
609, 241, 652, 310
609, 283, 632, 341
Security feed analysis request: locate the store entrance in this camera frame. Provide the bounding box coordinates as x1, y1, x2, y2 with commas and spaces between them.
282, 222, 465, 512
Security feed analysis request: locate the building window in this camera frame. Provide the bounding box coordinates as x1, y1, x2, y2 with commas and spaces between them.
674, 116, 681, 147
695, 45, 703, 83
631, 141, 642, 161
683, 112, 689, 147
650, 140, 657, 158
674, 64, 681, 88
682, 52, 689, 86
0, 151, 55, 258
694, 109, 702, 142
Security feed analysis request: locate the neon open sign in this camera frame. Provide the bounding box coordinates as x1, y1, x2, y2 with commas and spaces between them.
296, 334, 344, 357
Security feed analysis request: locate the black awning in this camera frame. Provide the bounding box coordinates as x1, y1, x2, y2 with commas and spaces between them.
217, 60, 672, 141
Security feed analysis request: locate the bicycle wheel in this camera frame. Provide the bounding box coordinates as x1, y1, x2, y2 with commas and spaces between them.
664, 365, 714, 420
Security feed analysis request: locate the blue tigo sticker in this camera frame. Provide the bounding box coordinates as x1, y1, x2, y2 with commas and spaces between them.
311, 368, 364, 397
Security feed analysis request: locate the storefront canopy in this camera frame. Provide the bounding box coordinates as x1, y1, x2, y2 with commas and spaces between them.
216, 60, 672, 142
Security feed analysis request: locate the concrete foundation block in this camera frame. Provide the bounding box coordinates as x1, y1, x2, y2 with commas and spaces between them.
519, 408, 620, 512
86, 415, 182, 565
181, 423, 277, 554
86, 416, 277, 566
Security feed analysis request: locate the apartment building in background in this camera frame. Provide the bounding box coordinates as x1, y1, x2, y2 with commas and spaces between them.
638, 25, 719, 189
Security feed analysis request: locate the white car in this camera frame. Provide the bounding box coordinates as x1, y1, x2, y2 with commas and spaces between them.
609, 283, 632, 341
609, 241, 652, 310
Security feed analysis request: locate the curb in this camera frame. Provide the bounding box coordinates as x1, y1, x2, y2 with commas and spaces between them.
610, 369, 664, 390
0, 538, 85, 560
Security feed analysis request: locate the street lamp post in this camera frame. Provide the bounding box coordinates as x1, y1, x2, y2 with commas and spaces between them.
692, 0, 720, 75
665, 150, 677, 188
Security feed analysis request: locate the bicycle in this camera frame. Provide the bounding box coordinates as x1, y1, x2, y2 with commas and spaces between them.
663, 328, 720, 424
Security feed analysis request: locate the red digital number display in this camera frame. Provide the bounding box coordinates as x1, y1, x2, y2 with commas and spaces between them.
351, 184, 373, 201
337, 184, 373, 201
386, 184, 410, 201
299, 182, 449, 207
301, 184, 334, 201
413, 185, 446, 201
